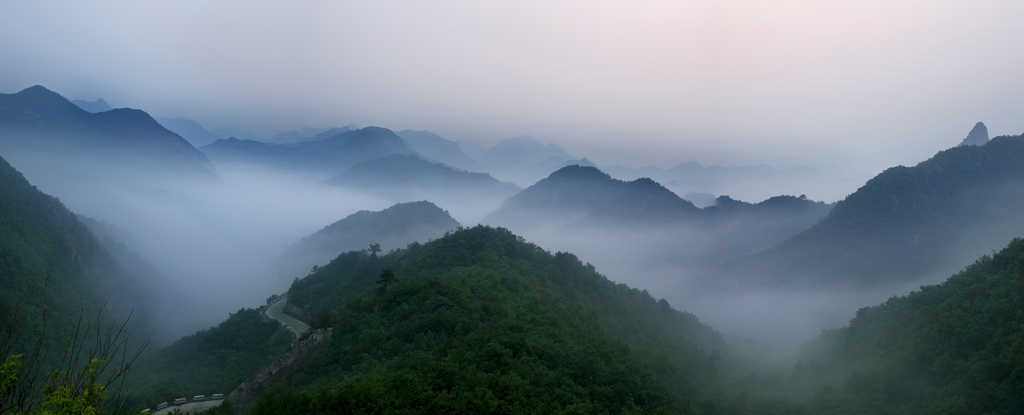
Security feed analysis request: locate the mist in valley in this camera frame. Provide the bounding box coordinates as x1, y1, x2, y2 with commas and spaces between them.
3, 2, 1024, 412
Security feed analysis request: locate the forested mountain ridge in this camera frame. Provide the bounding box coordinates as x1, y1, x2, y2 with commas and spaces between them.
727, 133, 1024, 286
253, 225, 730, 413
278, 201, 461, 280
0, 85, 216, 178
781, 237, 1024, 414
0, 155, 152, 351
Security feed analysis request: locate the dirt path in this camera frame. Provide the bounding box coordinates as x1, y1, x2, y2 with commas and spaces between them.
265, 298, 309, 337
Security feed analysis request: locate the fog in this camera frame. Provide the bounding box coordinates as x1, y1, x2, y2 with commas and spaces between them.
3, 0, 1024, 374
3, 1, 1024, 183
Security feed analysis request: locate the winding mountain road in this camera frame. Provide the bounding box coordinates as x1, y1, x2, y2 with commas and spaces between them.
266, 298, 309, 338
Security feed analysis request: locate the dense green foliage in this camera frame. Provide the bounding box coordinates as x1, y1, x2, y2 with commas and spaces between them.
791, 237, 1024, 414
127, 307, 292, 407
0, 155, 144, 357
269, 226, 731, 414
731, 134, 1024, 285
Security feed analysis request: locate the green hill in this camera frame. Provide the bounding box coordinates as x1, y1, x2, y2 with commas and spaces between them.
259, 225, 727, 414
727, 134, 1024, 286
0, 155, 153, 360
780, 237, 1024, 414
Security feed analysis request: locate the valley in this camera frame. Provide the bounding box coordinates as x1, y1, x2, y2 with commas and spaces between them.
2, 8, 1023, 410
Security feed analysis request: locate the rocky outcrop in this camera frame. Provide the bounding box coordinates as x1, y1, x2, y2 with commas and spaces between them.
959, 122, 989, 146
228, 328, 332, 406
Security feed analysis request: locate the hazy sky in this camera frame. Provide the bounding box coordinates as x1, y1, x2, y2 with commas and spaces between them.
3, 0, 1023, 175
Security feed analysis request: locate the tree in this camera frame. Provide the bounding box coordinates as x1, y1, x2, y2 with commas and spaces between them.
0, 304, 147, 415
368, 243, 382, 256
376, 269, 397, 295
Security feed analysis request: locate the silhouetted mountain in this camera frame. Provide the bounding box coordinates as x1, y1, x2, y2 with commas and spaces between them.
201, 126, 415, 176
300, 125, 357, 142
394, 130, 483, 171
279, 201, 461, 279
727, 134, 1024, 286
0, 86, 216, 180
266, 125, 358, 144
958, 121, 989, 146
155, 116, 221, 147
487, 165, 833, 266
325, 154, 519, 201
70, 98, 113, 113
602, 161, 819, 202
485, 165, 625, 230
683, 191, 717, 208
481, 135, 573, 168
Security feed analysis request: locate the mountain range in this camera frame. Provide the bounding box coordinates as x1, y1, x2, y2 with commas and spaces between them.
200, 126, 416, 177
324, 154, 520, 202
0, 86, 216, 180
155, 117, 223, 147
394, 130, 483, 172
727, 133, 1024, 286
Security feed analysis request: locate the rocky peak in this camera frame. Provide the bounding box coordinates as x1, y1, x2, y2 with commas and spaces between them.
958, 122, 989, 147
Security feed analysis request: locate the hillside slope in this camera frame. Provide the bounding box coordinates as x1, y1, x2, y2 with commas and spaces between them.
0, 155, 153, 350
788, 237, 1024, 414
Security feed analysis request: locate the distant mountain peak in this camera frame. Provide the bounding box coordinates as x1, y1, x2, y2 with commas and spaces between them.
959, 122, 989, 147
71, 98, 113, 113
547, 164, 611, 181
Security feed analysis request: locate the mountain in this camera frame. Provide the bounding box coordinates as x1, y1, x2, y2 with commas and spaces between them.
0, 155, 155, 350
727, 134, 1024, 286
0, 85, 216, 180
155, 117, 222, 147
266, 125, 357, 145
785, 238, 1024, 414
481, 135, 572, 167
486, 165, 833, 267
682, 191, 717, 208
324, 154, 520, 201
484, 165, 629, 231
601, 161, 820, 203
200, 126, 415, 177
958, 121, 989, 146
300, 125, 357, 142
279, 201, 461, 279
265, 225, 728, 412
70, 98, 113, 113
394, 130, 483, 171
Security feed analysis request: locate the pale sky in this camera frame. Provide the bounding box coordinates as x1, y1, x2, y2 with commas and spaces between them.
2, 0, 1023, 176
